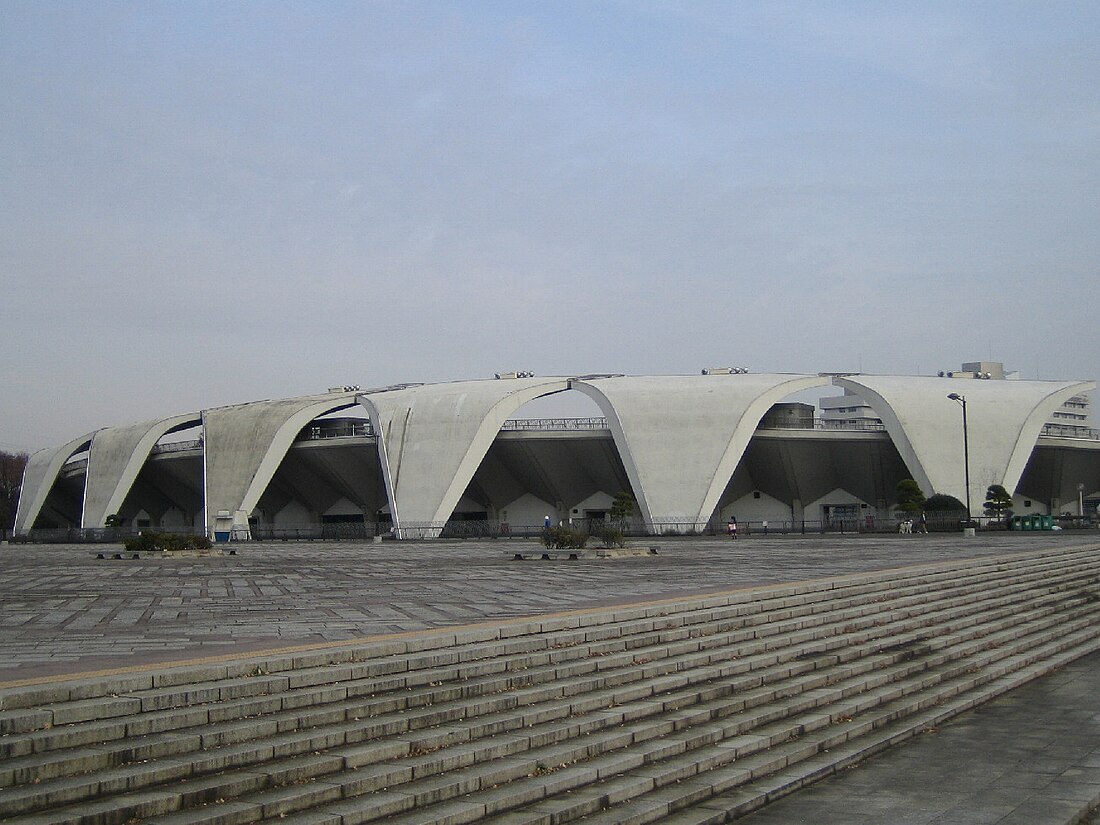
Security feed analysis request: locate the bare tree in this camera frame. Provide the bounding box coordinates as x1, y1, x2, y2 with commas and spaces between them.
0, 450, 30, 531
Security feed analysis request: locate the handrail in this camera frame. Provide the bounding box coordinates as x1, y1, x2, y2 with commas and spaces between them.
500, 418, 609, 431
297, 422, 374, 440
73, 415, 1100, 458
1039, 423, 1100, 441
151, 439, 204, 455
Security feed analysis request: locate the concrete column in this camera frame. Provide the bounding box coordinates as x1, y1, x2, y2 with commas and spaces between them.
202, 393, 359, 538
836, 376, 1094, 505
81, 414, 199, 528
13, 433, 96, 533
361, 378, 570, 539
573, 375, 830, 533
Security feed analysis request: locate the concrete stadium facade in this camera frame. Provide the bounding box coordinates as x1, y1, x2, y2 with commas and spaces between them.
13, 373, 1100, 539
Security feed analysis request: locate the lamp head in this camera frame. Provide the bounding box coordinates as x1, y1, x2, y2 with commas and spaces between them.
947, 392, 962, 401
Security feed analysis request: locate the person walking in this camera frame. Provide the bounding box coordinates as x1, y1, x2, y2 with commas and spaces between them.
727, 515, 738, 539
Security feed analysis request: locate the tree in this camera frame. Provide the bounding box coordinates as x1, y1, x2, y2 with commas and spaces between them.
0, 450, 30, 531
896, 479, 926, 514
924, 493, 967, 512
984, 484, 1014, 520
609, 491, 635, 524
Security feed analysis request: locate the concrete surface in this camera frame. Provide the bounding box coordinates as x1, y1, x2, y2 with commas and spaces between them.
81, 413, 199, 529
574, 374, 831, 529
836, 375, 1093, 512
742, 646, 1100, 825
3, 532, 1100, 824
0, 531, 1094, 683
202, 391, 360, 536
362, 377, 571, 533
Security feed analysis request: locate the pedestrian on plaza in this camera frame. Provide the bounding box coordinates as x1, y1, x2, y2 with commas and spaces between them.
918, 511, 928, 534
727, 516, 738, 539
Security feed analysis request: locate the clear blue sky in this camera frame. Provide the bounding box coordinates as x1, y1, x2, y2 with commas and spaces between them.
2, 1, 1098, 452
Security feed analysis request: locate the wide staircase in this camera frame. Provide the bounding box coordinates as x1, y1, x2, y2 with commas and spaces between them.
2, 544, 1100, 825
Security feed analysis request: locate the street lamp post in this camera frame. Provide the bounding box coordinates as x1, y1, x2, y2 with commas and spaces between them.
947, 392, 972, 527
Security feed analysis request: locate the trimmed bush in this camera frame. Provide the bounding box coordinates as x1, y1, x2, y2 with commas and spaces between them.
595, 526, 625, 548
542, 526, 589, 550
123, 532, 213, 553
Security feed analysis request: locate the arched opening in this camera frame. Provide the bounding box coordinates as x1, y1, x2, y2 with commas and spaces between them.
451, 390, 631, 537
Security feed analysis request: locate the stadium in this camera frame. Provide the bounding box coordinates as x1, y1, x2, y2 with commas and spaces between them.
13, 369, 1100, 540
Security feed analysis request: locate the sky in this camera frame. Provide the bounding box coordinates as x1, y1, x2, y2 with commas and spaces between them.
2, 1, 1098, 453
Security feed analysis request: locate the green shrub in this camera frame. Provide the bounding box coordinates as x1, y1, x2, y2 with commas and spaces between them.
596, 526, 625, 548
542, 526, 589, 550
123, 533, 157, 553
123, 532, 213, 553
924, 493, 966, 512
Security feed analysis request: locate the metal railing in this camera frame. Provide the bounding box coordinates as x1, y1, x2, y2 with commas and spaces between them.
9, 513, 1096, 544
81, 417, 1100, 462
250, 522, 386, 541
7, 526, 205, 544
500, 418, 610, 431
151, 439, 203, 455
165, 418, 1100, 440
297, 421, 374, 441
1040, 423, 1100, 441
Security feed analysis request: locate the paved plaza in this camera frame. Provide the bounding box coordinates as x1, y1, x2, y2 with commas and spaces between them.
0, 531, 1095, 683
3, 532, 1100, 823
742, 647, 1100, 825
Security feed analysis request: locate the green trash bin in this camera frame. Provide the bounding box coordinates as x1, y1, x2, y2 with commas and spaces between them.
1038, 514, 1053, 531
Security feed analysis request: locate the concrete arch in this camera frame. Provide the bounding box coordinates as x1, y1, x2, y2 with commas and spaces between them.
82, 414, 201, 528
835, 376, 1095, 508
14, 432, 96, 533
572, 374, 831, 531
202, 392, 360, 536
360, 378, 571, 537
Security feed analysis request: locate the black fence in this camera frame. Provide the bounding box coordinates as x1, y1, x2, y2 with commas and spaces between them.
6, 514, 1095, 544
5, 526, 206, 544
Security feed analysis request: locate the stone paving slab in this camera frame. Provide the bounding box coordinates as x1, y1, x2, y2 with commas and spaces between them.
0, 533, 1097, 683
738, 645, 1100, 824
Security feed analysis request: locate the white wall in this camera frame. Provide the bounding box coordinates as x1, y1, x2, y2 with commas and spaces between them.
324, 497, 363, 517
1012, 494, 1049, 514
804, 488, 876, 520
161, 507, 187, 529
570, 491, 615, 522
720, 491, 791, 523
274, 500, 312, 526
500, 492, 555, 528
453, 494, 489, 517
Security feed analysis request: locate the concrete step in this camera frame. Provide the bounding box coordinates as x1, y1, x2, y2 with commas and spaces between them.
0, 547, 1097, 825
435, 625, 1100, 825
0, 568, 1047, 757
1, 546, 1090, 720
4, 550, 1091, 734
262, 609, 1100, 825
10, 558, 1100, 822
1, 552, 1087, 800
653, 631, 1100, 825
